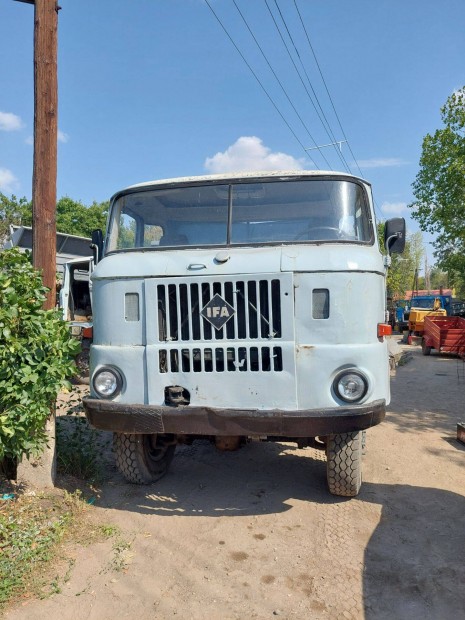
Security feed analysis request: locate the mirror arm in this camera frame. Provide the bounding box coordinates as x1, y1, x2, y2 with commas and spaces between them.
385, 232, 401, 256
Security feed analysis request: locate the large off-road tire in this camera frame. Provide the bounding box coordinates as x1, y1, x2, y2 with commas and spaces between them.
326, 431, 362, 497
421, 338, 432, 356
73, 348, 90, 385
113, 433, 176, 484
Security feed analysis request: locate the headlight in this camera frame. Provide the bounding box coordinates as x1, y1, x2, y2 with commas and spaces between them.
333, 370, 368, 403
93, 366, 123, 399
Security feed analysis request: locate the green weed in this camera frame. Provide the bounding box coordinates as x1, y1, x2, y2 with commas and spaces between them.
56, 389, 112, 483
0, 491, 80, 609
0, 489, 120, 611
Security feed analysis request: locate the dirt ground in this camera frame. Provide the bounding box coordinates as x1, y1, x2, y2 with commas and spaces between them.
6, 339, 465, 620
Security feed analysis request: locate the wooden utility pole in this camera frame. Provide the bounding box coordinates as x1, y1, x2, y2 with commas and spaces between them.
33, 0, 58, 309
15, 0, 59, 488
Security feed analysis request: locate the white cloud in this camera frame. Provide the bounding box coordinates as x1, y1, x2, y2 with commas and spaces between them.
357, 157, 408, 169
381, 201, 408, 215
0, 168, 19, 193
204, 136, 304, 174
0, 111, 23, 132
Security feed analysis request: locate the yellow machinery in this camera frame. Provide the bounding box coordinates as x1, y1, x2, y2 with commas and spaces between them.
408, 298, 447, 335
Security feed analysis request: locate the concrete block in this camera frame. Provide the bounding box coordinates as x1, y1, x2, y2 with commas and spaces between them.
16, 413, 56, 488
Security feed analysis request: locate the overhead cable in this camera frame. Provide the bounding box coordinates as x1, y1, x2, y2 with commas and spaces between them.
293, 0, 365, 178
269, 0, 352, 173
204, 0, 319, 168
231, 0, 333, 169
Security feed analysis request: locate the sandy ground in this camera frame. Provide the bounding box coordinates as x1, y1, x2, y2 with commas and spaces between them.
6, 339, 465, 620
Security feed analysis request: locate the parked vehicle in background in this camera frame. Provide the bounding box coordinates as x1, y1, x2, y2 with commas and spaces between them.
410, 294, 452, 315
408, 296, 448, 336
422, 315, 465, 357
83, 171, 405, 497
394, 299, 410, 332
59, 256, 94, 382
60, 256, 93, 329
450, 300, 465, 317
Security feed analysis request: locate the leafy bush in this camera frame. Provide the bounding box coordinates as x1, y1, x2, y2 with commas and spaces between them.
0, 249, 79, 464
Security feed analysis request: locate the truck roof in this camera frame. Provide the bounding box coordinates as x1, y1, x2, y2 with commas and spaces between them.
117, 170, 369, 197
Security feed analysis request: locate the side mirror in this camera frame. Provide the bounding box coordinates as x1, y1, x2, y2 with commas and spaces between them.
384, 218, 406, 254
91, 229, 104, 264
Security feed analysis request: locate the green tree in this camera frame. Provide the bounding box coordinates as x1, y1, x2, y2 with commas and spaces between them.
429, 267, 449, 291
409, 87, 465, 293
378, 223, 424, 297
0, 194, 109, 242
56, 197, 109, 238
0, 193, 32, 241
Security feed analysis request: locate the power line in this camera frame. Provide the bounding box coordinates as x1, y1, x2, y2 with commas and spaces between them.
204, 0, 319, 168
293, 0, 364, 178
264, 0, 350, 172
288, 1, 384, 220
265, 0, 351, 173
231, 0, 333, 169
205, 1, 384, 222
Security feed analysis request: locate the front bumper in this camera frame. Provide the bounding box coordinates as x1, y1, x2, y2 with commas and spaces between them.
83, 398, 386, 437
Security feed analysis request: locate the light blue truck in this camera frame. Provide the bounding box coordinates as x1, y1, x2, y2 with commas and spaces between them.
83, 171, 404, 496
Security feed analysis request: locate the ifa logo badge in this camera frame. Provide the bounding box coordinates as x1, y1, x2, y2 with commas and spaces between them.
201, 293, 235, 330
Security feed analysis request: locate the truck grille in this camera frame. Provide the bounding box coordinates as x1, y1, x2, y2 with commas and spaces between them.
159, 345, 283, 373
154, 275, 291, 375
156, 278, 283, 343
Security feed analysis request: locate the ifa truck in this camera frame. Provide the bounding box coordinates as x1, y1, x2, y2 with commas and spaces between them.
83, 171, 405, 497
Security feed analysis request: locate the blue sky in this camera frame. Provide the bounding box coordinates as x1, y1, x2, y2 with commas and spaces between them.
1, 0, 465, 263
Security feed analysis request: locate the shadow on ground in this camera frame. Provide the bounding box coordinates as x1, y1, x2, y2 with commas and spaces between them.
96, 441, 333, 516
86, 442, 465, 619
363, 482, 465, 620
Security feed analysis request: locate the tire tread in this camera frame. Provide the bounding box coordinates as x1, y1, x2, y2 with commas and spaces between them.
326, 431, 362, 497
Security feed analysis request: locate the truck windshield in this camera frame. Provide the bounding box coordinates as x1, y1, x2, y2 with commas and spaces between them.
106, 178, 372, 252
411, 299, 438, 309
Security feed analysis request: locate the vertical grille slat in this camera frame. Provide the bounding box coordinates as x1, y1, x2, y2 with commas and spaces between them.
201, 283, 209, 341
186, 284, 194, 341
248, 281, 257, 339
167, 284, 175, 341
175, 284, 183, 341
267, 282, 274, 338
235, 282, 249, 338
271, 280, 282, 338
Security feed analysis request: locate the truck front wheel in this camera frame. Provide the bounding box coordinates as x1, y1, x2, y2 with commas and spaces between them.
326, 431, 362, 497
114, 433, 176, 484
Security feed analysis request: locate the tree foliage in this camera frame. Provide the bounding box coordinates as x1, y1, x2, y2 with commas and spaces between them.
429, 266, 449, 290
55, 197, 109, 238
409, 87, 465, 293
0, 249, 79, 462
0, 194, 32, 241
378, 222, 424, 297
0, 193, 109, 241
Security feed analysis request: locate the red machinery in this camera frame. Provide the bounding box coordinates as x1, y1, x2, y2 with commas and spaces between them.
422, 316, 465, 357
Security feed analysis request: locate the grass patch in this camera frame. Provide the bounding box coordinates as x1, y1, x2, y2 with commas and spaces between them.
56, 387, 113, 484
0, 490, 81, 608
0, 388, 120, 612
0, 488, 117, 611
110, 536, 134, 572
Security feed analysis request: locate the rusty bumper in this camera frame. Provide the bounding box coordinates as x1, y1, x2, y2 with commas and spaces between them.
83, 398, 385, 437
